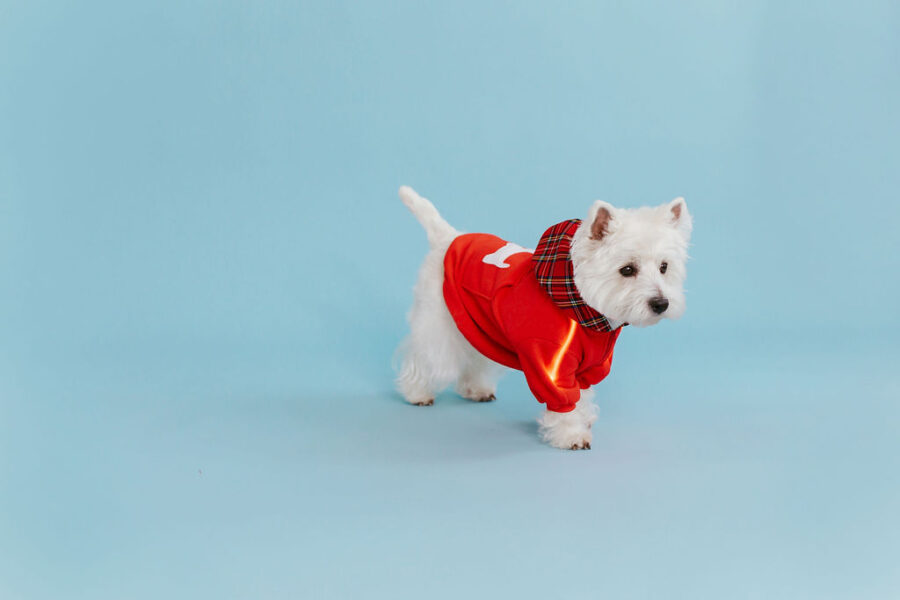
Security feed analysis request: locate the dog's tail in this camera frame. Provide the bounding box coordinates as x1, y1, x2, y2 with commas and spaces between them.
399, 186, 458, 249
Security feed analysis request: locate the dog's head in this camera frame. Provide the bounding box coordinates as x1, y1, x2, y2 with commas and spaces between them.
570, 198, 692, 328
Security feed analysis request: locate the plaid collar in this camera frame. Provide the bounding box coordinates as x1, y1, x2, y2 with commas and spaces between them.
532, 219, 618, 332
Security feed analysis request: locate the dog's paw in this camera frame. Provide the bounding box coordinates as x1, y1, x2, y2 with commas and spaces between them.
457, 385, 497, 403
469, 393, 496, 403
537, 405, 595, 450
541, 428, 592, 450
410, 398, 434, 406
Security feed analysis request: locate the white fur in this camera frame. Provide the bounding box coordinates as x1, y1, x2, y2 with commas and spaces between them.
571, 198, 692, 329
537, 390, 598, 450
395, 186, 691, 449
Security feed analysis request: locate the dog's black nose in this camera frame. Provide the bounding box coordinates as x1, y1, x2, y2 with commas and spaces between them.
649, 297, 669, 314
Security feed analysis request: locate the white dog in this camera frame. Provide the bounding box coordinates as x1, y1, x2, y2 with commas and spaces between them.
395, 186, 692, 450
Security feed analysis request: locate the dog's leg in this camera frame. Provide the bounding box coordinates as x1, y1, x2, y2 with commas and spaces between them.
455, 354, 503, 403
537, 390, 598, 450
397, 310, 462, 407
396, 244, 468, 406
396, 348, 441, 406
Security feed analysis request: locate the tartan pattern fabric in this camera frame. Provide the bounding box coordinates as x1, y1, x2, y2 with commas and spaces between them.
532, 219, 616, 333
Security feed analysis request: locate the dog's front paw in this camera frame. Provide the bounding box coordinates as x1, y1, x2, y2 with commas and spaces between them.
541, 424, 592, 450
537, 399, 597, 450
409, 398, 434, 406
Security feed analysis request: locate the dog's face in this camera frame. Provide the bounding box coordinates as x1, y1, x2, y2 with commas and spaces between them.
571, 198, 692, 328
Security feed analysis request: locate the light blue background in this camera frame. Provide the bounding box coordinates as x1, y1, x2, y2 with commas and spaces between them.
2, 1, 899, 598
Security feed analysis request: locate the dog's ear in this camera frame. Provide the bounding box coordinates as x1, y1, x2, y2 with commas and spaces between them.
666, 197, 692, 241
588, 200, 616, 241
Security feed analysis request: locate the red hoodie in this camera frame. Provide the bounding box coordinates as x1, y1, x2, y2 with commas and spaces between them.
443, 220, 622, 413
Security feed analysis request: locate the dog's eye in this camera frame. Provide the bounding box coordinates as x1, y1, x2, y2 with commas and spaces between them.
619, 265, 637, 277
660, 262, 668, 274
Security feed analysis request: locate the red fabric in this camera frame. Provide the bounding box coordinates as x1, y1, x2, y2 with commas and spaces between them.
532, 219, 616, 331
443, 227, 622, 413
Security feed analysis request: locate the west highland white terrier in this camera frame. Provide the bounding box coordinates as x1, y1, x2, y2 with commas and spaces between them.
395, 186, 692, 450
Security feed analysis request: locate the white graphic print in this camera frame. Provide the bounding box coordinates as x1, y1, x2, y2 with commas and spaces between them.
482, 242, 533, 269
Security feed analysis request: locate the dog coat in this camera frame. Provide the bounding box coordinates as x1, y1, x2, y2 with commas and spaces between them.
443, 219, 622, 413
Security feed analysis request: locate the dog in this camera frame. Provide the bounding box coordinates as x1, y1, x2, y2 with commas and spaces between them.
395, 186, 692, 450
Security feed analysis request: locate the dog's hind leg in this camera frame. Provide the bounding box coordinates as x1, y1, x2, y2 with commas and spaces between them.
396, 312, 468, 406
456, 352, 504, 403
396, 345, 444, 406
396, 245, 468, 406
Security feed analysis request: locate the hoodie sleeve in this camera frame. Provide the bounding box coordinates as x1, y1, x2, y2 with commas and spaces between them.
576, 349, 614, 389
515, 337, 582, 413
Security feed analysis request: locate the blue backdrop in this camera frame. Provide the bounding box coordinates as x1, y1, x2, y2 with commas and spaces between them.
2, 1, 898, 598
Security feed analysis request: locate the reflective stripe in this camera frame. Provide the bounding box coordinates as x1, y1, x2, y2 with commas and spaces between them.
547, 319, 577, 383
